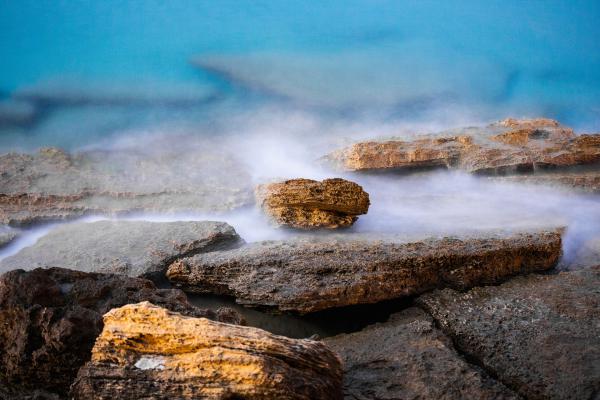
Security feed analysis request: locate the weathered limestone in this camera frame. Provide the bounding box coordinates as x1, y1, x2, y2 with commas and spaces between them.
0, 220, 242, 278
167, 230, 562, 314
71, 302, 343, 400
327, 118, 600, 177
0, 145, 252, 226
0, 268, 242, 397
325, 308, 518, 400
417, 266, 600, 400
256, 178, 370, 229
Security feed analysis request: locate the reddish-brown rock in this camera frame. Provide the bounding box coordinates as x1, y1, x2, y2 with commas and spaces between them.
256, 178, 370, 229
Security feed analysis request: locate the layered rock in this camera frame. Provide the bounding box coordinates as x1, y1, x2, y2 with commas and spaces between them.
0, 145, 252, 226
256, 178, 370, 229
167, 230, 562, 314
325, 308, 518, 400
417, 266, 600, 400
71, 302, 343, 400
0, 220, 242, 278
0, 267, 243, 397
327, 118, 600, 177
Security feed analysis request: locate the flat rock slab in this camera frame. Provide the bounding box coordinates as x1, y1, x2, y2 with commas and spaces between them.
325, 307, 518, 400
167, 230, 562, 314
417, 266, 600, 400
0, 267, 243, 397
0, 220, 242, 278
71, 302, 343, 400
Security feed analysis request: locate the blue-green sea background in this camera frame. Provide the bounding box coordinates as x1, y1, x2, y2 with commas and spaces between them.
1, 0, 600, 150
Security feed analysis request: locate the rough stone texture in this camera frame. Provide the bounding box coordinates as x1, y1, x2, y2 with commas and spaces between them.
0, 220, 242, 277
0, 267, 243, 397
417, 266, 600, 400
256, 178, 370, 229
71, 302, 343, 400
325, 307, 518, 400
0, 146, 252, 226
327, 118, 600, 176
491, 171, 600, 193
167, 230, 562, 314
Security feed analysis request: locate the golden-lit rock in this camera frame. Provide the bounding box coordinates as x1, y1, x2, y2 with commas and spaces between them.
71, 302, 343, 400
256, 178, 369, 229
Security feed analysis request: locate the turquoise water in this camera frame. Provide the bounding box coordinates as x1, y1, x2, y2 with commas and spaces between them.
1, 0, 600, 149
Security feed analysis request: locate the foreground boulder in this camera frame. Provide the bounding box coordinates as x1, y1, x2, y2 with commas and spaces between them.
0, 267, 242, 397
417, 266, 600, 400
325, 308, 518, 400
327, 118, 600, 177
0, 220, 242, 277
256, 178, 370, 229
71, 302, 343, 400
0, 145, 252, 226
167, 230, 561, 314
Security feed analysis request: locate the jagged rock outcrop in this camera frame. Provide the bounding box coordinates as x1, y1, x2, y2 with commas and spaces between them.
417, 266, 600, 400
0, 145, 252, 226
0, 220, 242, 278
327, 118, 600, 177
325, 308, 518, 400
71, 302, 343, 400
167, 230, 562, 314
256, 178, 370, 229
0, 268, 243, 397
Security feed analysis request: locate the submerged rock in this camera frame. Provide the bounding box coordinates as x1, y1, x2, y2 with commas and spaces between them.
325, 307, 518, 400
491, 171, 600, 193
0, 99, 37, 127
327, 118, 600, 176
417, 266, 600, 400
0, 228, 17, 248
256, 178, 370, 229
71, 302, 343, 400
0, 145, 252, 226
0, 267, 242, 397
167, 230, 562, 314
0, 220, 242, 278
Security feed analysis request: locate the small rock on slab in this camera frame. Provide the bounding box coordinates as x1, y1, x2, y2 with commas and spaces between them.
167, 230, 562, 314
325, 307, 518, 400
71, 302, 343, 400
0, 220, 242, 278
417, 266, 600, 400
0, 267, 243, 397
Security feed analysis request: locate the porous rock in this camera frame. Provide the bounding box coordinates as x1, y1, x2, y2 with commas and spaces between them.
325, 307, 518, 400
256, 178, 370, 229
417, 266, 600, 400
71, 302, 343, 400
0, 267, 243, 397
167, 230, 562, 314
0, 220, 242, 278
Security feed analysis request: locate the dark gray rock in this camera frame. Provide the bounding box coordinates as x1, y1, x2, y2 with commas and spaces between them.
0, 220, 242, 278
167, 230, 562, 314
417, 266, 600, 400
325, 307, 518, 400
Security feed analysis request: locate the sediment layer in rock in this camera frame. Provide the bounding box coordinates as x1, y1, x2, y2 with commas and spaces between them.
167, 230, 562, 314
325, 307, 518, 400
256, 178, 370, 229
0, 146, 252, 226
0, 220, 242, 277
327, 118, 600, 176
0, 267, 242, 397
71, 302, 343, 400
417, 266, 600, 400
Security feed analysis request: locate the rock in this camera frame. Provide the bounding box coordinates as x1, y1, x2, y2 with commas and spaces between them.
417, 266, 600, 400
167, 230, 562, 314
0, 220, 242, 278
256, 178, 370, 229
490, 171, 600, 193
71, 302, 343, 400
327, 118, 600, 175
325, 308, 518, 400
0, 145, 252, 226
0, 99, 37, 127
0, 267, 243, 397
0, 228, 18, 248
